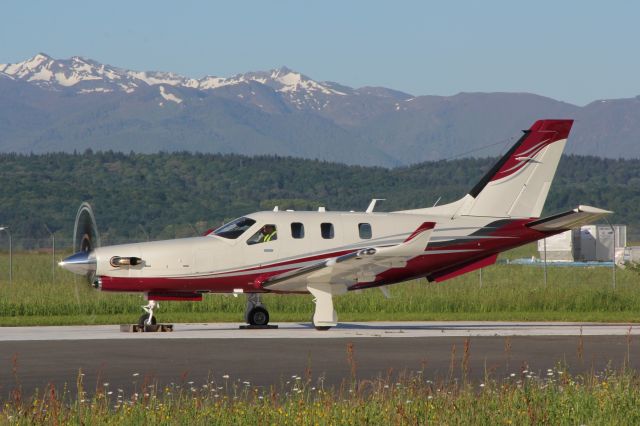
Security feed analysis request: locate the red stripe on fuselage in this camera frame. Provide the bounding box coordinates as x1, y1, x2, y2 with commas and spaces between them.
98, 218, 562, 296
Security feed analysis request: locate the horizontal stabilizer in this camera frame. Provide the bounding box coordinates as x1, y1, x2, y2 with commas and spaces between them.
526, 205, 612, 231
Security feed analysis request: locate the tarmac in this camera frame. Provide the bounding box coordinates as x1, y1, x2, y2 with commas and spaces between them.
1, 322, 638, 398
1, 321, 638, 341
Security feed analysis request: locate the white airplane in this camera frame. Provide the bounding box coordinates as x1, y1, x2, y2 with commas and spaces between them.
60, 119, 611, 330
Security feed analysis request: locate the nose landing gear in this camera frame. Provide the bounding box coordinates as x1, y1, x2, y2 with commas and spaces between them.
138, 300, 158, 328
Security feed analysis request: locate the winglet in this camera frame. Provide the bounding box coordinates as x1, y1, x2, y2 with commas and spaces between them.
404, 222, 436, 242
374, 222, 435, 257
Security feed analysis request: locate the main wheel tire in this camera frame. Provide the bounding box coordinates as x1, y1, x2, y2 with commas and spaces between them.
138, 313, 157, 327
248, 306, 269, 326
311, 315, 332, 331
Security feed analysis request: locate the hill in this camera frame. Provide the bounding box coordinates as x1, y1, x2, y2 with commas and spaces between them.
0, 152, 637, 247
1, 54, 640, 166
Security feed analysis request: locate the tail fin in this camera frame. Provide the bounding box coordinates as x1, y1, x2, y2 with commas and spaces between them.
456, 119, 573, 218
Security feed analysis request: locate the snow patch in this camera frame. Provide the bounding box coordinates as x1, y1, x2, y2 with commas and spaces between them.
271, 70, 345, 96
130, 71, 185, 87
54, 72, 82, 86
119, 83, 135, 93
28, 67, 54, 82
78, 87, 113, 94
159, 86, 183, 104
24, 54, 49, 70
198, 76, 229, 89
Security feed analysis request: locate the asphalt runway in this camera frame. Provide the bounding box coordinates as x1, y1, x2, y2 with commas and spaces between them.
1, 322, 639, 398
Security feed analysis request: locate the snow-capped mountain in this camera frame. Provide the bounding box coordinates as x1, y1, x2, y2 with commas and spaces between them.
0, 53, 355, 110
0, 53, 142, 93
1, 53, 639, 166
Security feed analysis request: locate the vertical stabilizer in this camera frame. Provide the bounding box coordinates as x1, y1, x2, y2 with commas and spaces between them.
456, 119, 573, 218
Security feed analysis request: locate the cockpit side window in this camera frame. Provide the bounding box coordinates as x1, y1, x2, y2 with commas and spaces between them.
213, 217, 256, 239
247, 224, 278, 245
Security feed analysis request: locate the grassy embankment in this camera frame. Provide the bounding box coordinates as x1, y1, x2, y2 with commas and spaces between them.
0, 244, 638, 326
3, 365, 640, 424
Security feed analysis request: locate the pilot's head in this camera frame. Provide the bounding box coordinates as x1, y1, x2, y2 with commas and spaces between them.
262, 225, 275, 233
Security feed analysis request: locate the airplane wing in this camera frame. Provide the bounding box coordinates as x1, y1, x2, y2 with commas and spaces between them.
262, 222, 436, 293
526, 205, 612, 232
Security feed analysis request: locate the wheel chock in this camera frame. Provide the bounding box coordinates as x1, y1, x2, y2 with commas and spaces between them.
120, 324, 174, 332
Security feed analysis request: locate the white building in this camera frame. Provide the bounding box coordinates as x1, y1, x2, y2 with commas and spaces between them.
537, 225, 626, 262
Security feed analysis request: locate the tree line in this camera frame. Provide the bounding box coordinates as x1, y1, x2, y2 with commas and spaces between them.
1, 151, 638, 247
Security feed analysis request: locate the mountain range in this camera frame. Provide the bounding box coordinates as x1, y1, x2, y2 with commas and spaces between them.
1, 53, 639, 167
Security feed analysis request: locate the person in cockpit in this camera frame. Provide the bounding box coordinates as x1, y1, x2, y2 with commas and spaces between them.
259, 224, 277, 243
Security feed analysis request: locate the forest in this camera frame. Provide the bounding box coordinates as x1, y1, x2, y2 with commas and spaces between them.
1, 151, 638, 247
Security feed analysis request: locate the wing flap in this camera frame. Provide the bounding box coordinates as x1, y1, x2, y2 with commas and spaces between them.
527, 205, 612, 231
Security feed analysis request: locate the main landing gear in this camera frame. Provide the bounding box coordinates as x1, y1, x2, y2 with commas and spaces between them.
242, 286, 344, 331
242, 294, 277, 329
308, 283, 346, 331
135, 292, 343, 331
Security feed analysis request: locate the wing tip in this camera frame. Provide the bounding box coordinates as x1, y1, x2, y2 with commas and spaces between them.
404, 221, 436, 242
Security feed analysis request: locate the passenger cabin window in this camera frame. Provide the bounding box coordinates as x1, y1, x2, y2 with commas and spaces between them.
359, 223, 372, 239
213, 217, 256, 239
291, 222, 305, 239
247, 224, 278, 245
321, 223, 334, 239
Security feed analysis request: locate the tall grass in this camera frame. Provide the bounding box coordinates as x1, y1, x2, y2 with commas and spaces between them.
0, 244, 638, 325
4, 365, 640, 425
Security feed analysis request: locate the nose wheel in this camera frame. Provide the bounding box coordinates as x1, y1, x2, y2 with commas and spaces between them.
139, 300, 159, 328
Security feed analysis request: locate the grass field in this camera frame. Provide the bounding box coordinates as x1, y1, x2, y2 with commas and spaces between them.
4, 364, 640, 425
3, 246, 640, 424
0, 243, 638, 326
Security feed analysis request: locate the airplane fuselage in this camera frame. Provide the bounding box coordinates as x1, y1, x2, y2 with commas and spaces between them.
92, 210, 547, 299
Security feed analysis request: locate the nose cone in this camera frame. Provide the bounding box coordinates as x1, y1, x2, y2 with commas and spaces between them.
59, 251, 97, 275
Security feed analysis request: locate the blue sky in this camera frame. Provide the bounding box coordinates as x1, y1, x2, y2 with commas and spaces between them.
2, 0, 638, 105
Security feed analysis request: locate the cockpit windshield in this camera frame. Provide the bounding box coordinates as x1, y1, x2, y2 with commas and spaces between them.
212, 217, 256, 239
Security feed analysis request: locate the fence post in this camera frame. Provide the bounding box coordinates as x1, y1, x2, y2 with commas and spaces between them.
543, 238, 547, 287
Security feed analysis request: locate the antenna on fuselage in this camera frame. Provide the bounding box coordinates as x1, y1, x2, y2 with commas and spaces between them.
318, 206, 326, 212
366, 199, 386, 213
273, 206, 279, 212
432, 197, 442, 207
